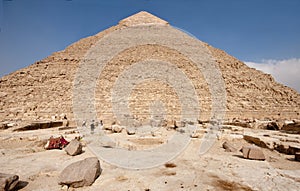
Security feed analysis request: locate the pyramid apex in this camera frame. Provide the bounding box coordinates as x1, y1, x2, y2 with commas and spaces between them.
119, 11, 169, 27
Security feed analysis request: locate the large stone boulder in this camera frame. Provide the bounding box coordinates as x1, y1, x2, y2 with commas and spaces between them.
0, 173, 19, 191
58, 157, 101, 188
64, 139, 82, 156
240, 146, 265, 160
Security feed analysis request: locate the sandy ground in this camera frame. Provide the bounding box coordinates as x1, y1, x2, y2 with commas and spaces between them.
1, 126, 300, 191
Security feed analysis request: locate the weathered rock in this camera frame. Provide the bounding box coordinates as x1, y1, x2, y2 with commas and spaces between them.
0, 123, 8, 130
175, 121, 186, 128
190, 131, 200, 138
103, 124, 112, 131
58, 157, 101, 188
257, 121, 280, 130
275, 143, 300, 155
224, 120, 251, 128
14, 121, 63, 131
167, 120, 176, 129
62, 120, 69, 127
0, 173, 19, 191
150, 118, 163, 127
295, 152, 300, 162
60, 113, 67, 120
190, 129, 204, 138
243, 135, 268, 148
281, 122, 300, 134
241, 146, 265, 160
61, 185, 68, 191
64, 139, 82, 156
222, 141, 237, 152
244, 132, 300, 155
126, 127, 136, 135
112, 124, 123, 133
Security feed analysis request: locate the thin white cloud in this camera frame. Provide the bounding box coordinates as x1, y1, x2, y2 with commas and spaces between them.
245, 58, 300, 93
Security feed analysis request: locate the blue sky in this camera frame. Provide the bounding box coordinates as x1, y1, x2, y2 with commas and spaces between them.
0, 0, 299, 91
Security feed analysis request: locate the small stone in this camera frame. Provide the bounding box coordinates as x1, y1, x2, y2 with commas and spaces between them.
58, 157, 101, 188
167, 120, 176, 129
241, 146, 265, 160
150, 118, 162, 127
103, 124, 112, 131
61, 185, 68, 191
62, 120, 69, 127
0, 123, 8, 130
0, 173, 19, 191
112, 124, 123, 133
64, 139, 82, 156
175, 121, 185, 128
60, 113, 67, 120
190, 130, 200, 138
126, 127, 136, 135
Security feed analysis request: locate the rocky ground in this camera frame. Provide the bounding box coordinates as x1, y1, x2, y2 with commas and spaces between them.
0, 121, 300, 191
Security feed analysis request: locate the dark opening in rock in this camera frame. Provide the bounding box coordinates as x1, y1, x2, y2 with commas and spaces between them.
13, 121, 63, 131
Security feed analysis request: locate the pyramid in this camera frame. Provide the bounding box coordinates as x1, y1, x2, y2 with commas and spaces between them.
0, 11, 299, 125
119, 11, 169, 26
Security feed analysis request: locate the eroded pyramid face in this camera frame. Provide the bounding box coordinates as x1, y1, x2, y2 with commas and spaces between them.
0, 11, 298, 124
71, 11, 227, 169
0, 11, 299, 169
73, 12, 226, 124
